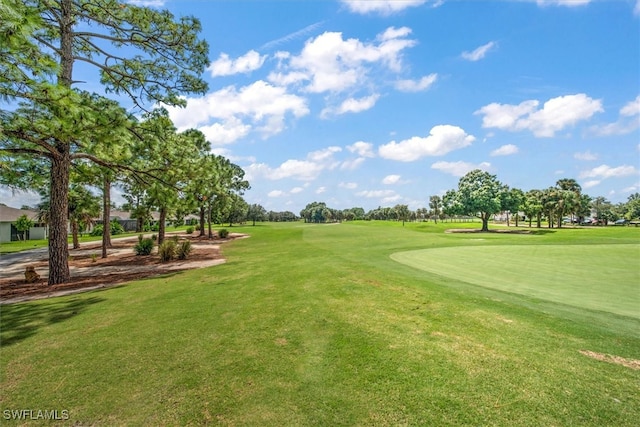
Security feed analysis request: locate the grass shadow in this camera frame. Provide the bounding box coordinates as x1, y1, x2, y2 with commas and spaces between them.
0, 296, 105, 347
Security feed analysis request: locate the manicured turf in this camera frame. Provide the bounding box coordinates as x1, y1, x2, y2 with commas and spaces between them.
1, 222, 639, 426
392, 244, 640, 318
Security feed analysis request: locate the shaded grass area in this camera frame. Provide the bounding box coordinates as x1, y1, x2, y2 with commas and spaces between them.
1, 222, 639, 425
391, 244, 640, 318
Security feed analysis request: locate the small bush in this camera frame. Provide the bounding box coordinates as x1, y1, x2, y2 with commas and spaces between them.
151, 234, 157, 241
186, 226, 194, 234
158, 240, 177, 262
90, 221, 125, 236
177, 240, 192, 260
90, 225, 103, 236
110, 220, 124, 235
218, 228, 229, 239
134, 238, 154, 256
138, 234, 144, 243
195, 224, 201, 231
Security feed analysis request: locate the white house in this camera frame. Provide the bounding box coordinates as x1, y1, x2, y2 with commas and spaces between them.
0, 205, 47, 243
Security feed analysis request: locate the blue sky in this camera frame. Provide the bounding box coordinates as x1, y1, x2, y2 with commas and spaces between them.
3, 0, 640, 213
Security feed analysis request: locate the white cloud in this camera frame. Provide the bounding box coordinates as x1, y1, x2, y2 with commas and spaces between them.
476, 93, 603, 137
207, 50, 266, 77
582, 180, 601, 189
308, 146, 342, 162
591, 95, 640, 136
579, 164, 638, 179
244, 145, 342, 182
340, 157, 367, 170
394, 74, 438, 92
271, 27, 416, 94
635, 0, 640, 15
316, 186, 327, 194
268, 190, 286, 197
321, 94, 380, 118
290, 187, 304, 194
346, 141, 375, 157
574, 150, 598, 161
621, 95, 640, 116
339, 182, 358, 189
357, 189, 397, 198
535, 0, 591, 6
382, 174, 402, 184
341, 0, 427, 15
378, 125, 475, 161
261, 21, 325, 51
198, 118, 251, 145
431, 161, 491, 177
490, 144, 519, 156
165, 80, 309, 144
461, 41, 496, 61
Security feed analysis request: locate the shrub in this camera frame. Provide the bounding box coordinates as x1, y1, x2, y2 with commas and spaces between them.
90, 225, 103, 236
90, 221, 125, 236
186, 226, 194, 234
177, 240, 192, 260
158, 240, 177, 262
218, 228, 229, 238
195, 224, 200, 231
134, 238, 154, 256
151, 234, 157, 241
110, 220, 124, 235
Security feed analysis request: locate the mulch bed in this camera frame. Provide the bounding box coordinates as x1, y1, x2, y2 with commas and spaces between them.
0, 234, 237, 302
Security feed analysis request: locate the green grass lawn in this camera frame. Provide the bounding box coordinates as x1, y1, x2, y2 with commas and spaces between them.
1, 221, 639, 425
392, 243, 640, 318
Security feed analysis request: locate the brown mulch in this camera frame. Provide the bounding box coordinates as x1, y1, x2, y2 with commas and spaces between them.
0, 234, 242, 302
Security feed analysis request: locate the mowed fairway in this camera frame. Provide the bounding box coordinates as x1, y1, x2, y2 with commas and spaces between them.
1, 222, 639, 426
392, 244, 640, 318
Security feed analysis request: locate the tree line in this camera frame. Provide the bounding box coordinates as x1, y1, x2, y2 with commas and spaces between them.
0, 0, 249, 285
297, 170, 640, 231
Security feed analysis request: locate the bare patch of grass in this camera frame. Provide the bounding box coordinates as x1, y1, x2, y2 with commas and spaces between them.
579, 350, 640, 370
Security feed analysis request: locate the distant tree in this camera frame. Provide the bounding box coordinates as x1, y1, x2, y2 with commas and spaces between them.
247, 204, 267, 226
625, 193, 640, 220
523, 190, 544, 228
429, 196, 442, 224
394, 204, 410, 226
501, 188, 524, 227
448, 170, 508, 231
15, 214, 33, 241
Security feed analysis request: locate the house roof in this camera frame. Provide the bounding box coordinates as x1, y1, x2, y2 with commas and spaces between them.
0, 205, 39, 223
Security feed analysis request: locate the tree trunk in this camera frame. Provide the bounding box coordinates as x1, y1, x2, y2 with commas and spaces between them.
48, 149, 71, 285
207, 203, 213, 239
71, 219, 80, 249
102, 175, 112, 258
158, 207, 167, 245
506, 211, 510, 227
481, 213, 490, 232
47, 0, 74, 285
199, 205, 206, 236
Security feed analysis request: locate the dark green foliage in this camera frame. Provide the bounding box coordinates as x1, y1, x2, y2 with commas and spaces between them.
133, 238, 154, 256
91, 220, 124, 236
218, 228, 229, 238
158, 240, 177, 262
186, 226, 194, 234
177, 240, 192, 260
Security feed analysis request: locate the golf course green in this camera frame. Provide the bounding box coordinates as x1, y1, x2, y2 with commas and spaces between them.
391, 243, 640, 318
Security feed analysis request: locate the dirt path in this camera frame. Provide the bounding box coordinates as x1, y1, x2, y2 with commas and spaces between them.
0, 232, 247, 304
